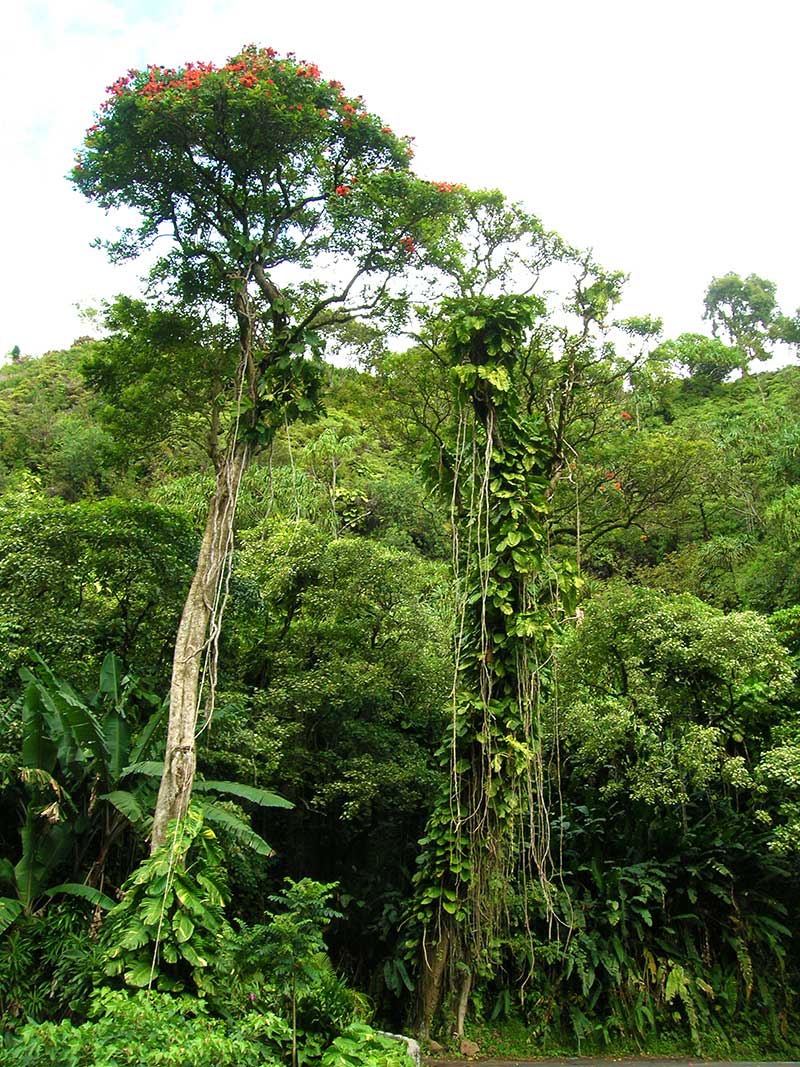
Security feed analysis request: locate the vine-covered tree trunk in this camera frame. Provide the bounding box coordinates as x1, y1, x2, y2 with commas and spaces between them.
150, 442, 249, 850
410, 295, 578, 1035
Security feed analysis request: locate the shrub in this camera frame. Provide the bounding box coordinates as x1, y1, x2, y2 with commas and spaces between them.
2, 988, 282, 1066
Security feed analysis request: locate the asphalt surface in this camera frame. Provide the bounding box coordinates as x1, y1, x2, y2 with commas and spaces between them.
425, 1061, 799, 1067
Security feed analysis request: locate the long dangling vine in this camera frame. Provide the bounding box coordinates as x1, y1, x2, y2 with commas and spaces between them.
407, 295, 580, 1037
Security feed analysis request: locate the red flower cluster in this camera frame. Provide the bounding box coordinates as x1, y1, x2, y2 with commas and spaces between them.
106, 74, 130, 97
620, 411, 632, 420
141, 73, 167, 98
431, 181, 460, 193
296, 63, 321, 80
100, 52, 291, 111
335, 185, 351, 196
400, 236, 416, 255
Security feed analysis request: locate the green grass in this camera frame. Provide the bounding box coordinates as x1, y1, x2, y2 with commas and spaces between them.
423, 1015, 800, 1062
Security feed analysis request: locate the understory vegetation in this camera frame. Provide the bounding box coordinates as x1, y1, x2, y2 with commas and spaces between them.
3, 42, 800, 1064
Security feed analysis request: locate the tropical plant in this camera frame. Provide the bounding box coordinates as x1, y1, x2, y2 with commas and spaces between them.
2, 987, 284, 1067
0, 654, 292, 938
407, 294, 584, 1037
0, 652, 153, 931
0, 901, 105, 1024
703, 272, 797, 374
216, 879, 353, 1067
101, 805, 230, 994
0, 497, 196, 693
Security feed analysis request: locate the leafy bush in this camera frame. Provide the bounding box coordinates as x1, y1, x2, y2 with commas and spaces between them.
320, 1023, 410, 1067
3, 991, 412, 1067
0, 903, 101, 1024
213, 879, 367, 1065
102, 806, 229, 994
2, 988, 283, 1066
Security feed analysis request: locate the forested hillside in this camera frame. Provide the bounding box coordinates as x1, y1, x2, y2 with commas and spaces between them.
2, 44, 800, 1066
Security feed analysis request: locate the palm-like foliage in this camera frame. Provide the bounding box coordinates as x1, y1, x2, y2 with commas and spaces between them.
0, 654, 291, 934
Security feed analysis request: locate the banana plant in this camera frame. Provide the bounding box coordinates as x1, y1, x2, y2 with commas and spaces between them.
1, 654, 291, 934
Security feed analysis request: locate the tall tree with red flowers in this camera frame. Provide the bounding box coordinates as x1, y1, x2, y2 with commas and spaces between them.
72, 44, 460, 849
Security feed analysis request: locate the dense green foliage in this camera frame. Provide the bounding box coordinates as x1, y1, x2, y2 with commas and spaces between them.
3, 39, 800, 1067
5, 332, 800, 1057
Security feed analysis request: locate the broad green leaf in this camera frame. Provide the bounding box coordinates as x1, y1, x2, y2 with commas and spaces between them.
173, 909, 195, 943
179, 941, 208, 968
101, 789, 147, 827
104, 712, 131, 783
99, 652, 124, 701
122, 760, 165, 779
0, 859, 15, 887
0, 898, 23, 935
128, 701, 168, 766
125, 959, 155, 987
24, 660, 108, 766
45, 882, 116, 910
194, 780, 293, 808
15, 810, 47, 908
53, 690, 108, 765
172, 875, 212, 919
120, 921, 150, 951
20, 682, 57, 773
202, 802, 274, 855
140, 891, 173, 926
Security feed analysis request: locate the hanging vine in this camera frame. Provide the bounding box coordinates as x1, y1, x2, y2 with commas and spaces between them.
407, 294, 581, 1037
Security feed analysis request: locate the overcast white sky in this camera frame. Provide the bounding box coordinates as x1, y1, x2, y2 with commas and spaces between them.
2, 0, 798, 357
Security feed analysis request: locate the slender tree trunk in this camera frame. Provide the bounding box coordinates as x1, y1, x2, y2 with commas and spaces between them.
150, 441, 250, 851
419, 927, 450, 1039
455, 968, 472, 1038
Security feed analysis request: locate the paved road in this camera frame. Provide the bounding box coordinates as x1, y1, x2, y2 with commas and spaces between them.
426, 1060, 799, 1067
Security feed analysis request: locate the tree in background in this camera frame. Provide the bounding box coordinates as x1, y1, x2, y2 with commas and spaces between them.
542, 583, 798, 1047
703, 273, 797, 375
0, 497, 196, 693
654, 332, 742, 391
72, 45, 460, 848
0, 344, 116, 501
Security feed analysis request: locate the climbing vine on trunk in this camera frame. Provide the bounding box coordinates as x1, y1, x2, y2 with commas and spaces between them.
408, 295, 580, 1036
